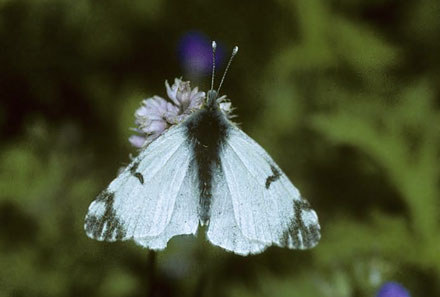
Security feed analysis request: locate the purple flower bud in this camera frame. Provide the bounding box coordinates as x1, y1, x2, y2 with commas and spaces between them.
178, 32, 224, 78
376, 282, 411, 297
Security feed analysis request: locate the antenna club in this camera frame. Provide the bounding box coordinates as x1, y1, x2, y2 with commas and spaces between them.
212, 41, 217, 50
216, 44, 239, 94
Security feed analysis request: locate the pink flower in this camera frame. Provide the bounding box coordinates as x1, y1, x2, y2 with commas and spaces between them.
129, 78, 205, 148
165, 78, 205, 121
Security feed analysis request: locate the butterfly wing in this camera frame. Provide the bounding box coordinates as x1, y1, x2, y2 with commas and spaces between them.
84, 125, 199, 250
207, 125, 321, 255
134, 159, 199, 249
207, 167, 268, 255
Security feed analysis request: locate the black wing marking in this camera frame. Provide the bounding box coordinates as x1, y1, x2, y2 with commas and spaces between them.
84, 190, 126, 241
279, 198, 320, 249
265, 165, 281, 189
129, 161, 145, 184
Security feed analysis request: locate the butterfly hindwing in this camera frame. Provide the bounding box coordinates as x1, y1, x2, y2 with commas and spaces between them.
134, 159, 200, 249
208, 167, 269, 255
207, 125, 321, 255
84, 125, 199, 249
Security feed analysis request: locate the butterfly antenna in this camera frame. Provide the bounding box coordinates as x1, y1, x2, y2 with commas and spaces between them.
210, 41, 217, 91
217, 45, 238, 94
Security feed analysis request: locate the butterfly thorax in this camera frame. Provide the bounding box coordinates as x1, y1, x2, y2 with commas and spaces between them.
184, 92, 229, 225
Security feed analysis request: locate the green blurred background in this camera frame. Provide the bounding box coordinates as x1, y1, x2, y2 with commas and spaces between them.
1, 0, 440, 296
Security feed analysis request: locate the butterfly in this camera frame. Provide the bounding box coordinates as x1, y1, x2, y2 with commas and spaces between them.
84, 42, 321, 256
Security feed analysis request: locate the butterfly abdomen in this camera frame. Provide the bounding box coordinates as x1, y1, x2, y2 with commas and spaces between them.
184, 105, 229, 225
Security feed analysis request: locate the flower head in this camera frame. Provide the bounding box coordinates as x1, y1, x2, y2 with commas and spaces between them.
129, 78, 204, 148
165, 79, 205, 120
376, 282, 411, 297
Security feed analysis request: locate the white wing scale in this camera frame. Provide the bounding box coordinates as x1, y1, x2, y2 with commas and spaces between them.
84, 125, 199, 249
207, 126, 320, 255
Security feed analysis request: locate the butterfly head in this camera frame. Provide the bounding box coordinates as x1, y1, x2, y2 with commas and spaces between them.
206, 89, 218, 107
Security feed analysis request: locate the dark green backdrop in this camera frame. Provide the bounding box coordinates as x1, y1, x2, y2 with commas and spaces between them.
1, 0, 439, 296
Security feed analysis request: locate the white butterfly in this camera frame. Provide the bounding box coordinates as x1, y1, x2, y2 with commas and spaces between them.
84, 43, 321, 256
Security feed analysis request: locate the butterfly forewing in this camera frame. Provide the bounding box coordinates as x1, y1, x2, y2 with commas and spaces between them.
84, 125, 200, 248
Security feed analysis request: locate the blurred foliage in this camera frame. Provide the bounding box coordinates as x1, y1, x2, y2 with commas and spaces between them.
1, 0, 440, 296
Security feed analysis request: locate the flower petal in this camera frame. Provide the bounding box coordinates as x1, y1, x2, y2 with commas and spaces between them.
129, 135, 147, 148
165, 79, 180, 106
